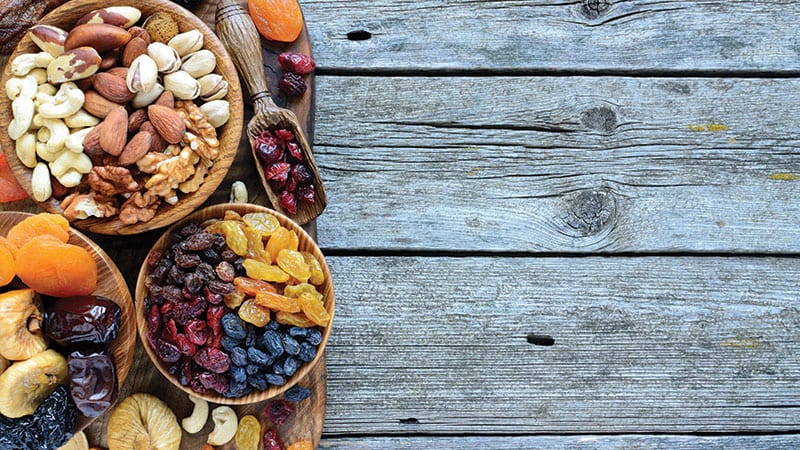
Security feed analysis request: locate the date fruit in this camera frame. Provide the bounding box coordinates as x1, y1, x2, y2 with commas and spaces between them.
44, 295, 121, 346
67, 348, 118, 417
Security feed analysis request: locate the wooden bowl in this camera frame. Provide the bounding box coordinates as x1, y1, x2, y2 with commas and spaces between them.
0, 211, 136, 432
134, 203, 335, 405
0, 0, 243, 235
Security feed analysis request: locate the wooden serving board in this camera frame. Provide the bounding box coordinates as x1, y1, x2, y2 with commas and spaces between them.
0, 0, 325, 448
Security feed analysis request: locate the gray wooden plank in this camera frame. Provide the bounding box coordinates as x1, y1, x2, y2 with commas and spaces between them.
312, 76, 800, 253
320, 435, 800, 449
302, 0, 800, 73
322, 256, 800, 435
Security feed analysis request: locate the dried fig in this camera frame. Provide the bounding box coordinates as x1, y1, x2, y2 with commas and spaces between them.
107, 393, 181, 450
0, 289, 47, 361
0, 349, 67, 418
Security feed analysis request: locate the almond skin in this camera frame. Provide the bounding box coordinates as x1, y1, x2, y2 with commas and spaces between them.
147, 104, 185, 144
118, 130, 152, 165
140, 121, 167, 153
65, 24, 132, 53
93, 72, 135, 103
99, 107, 128, 156
121, 37, 147, 67
154, 90, 174, 109
83, 90, 124, 118
106, 67, 129, 79
128, 109, 148, 133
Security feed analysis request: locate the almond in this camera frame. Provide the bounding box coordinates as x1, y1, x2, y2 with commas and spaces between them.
106, 67, 129, 79
82, 123, 103, 154
118, 130, 152, 165
99, 52, 117, 70
128, 109, 148, 133
154, 90, 174, 109
140, 121, 167, 153
65, 24, 132, 53
128, 27, 151, 45
122, 37, 147, 67
83, 90, 124, 118
99, 107, 128, 155
147, 104, 185, 144
93, 72, 135, 103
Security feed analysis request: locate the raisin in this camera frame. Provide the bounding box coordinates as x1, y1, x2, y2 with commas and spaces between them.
183, 272, 204, 294
208, 280, 235, 295
266, 227, 299, 261
235, 415, 262, 450
246, 364, 260, 375
168, 265, 187, 285
298, 341, 317, 362
266, 373, 287, 387
204, 287, 225, 305
196, 262, 217, 281
239, 298, 271, 327
147, 250, 163, 267
284, 385, 311, 402
307, 329, 323, 346
193, 347, 231, 373
216, 261, 236, 282
248, 373, 269, 391
222, 313, 248, 340
278, 52, 316, 75
262, 330, 285, 358
231, 365, 247, 382
202, 248, 222, 265
297, 292, 330, 327
263, 428, 284, 450
221, 336, 241, 353
282, 335, 301, 356
184, 231, 215, 251
288, 327, 308, 339
283, 356, 299, 377
265, 400, 293, 425
276, 249, 311, 282
175, 252, 202, 269
247, 347, 272, 368
178, 222, 202, 237
231, 347, 248, 367
161, 285, 183, 303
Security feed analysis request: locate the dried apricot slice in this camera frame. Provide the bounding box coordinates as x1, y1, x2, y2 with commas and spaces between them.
15, 237, 97, 297
249, 0, 304, 43
0, 237, 16, 260
6, 213, 69, 249
0, 244, 14, 287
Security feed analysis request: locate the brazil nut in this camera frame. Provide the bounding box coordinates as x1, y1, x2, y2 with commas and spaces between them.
46, 47, 101, 84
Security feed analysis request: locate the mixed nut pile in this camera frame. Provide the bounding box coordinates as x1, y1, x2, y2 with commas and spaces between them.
5, 6, 231, 224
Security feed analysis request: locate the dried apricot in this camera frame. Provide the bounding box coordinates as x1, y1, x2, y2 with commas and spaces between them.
6, 213, 69, 249
297, 292, 330, 327
266, 227, 298, 262
249, 0, 304, 43
287, 440, 313, 450
15, 237, 97, 297
0, 237, 16, 260
0, 244, 14, 287
255, 291, 301, 313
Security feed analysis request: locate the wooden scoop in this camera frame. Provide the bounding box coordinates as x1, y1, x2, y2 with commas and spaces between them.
215, 0, 326, 225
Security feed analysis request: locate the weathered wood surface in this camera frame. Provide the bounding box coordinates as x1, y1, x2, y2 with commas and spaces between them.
319, 435, 800, 449
320, 256, 800, 434
312, 76, 800, 253
300, 0, 800, 73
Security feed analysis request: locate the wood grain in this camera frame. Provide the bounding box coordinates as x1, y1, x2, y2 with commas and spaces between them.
0, 211, 136, 433
297, 0, 800, 73
0, 0, 244, 235
320, 255, 800, 434
311, 76, 800, 253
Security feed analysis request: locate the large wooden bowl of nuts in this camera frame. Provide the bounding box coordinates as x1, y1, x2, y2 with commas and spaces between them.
0, 0, 243, 235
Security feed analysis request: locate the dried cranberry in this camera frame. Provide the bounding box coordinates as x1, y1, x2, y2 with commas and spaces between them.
291, 164, 311, 185
265, 162, 291, 184
280, 190, 298, 214
263, 428, 284, 450
278, 72, 307, 97
265, 399, 294, 425
296, 184, 315, 204
162, 319, 179, 343
179, 357, 193, 386
161, 285, 183, 303
260, 130, 274, 140
285, 177, 297, 194
198, 371, 229, 394
203, 287, 224, 305
274, 129, 294, 141
193, 347, 231, 373
286, 141, 303, 161
175, 334, 197, 356
156, 340, 181, 363
278, 52, 316, 75
207, 306, 225, 348
256, 137, 283, 163
189, 377, 211, 395
184, 319, 208, 346
147, 305, 161, 335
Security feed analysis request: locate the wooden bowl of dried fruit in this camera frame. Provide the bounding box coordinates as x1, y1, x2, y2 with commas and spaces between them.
0, 211, 136, 448
0, 0, 243, 235
134, 203, 335, 405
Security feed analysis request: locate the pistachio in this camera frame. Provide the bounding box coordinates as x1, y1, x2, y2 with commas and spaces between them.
131, 83, 165, 109
199, 100, 230, 128
167, 30, 203, 57
181, 49, 216, 78
198, 74, 229, 101
147, 42, 181, 73
163, 71, 200, 100
126, 54, 158, 93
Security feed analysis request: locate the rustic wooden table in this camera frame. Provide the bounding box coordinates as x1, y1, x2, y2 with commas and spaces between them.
4, 0, 800, 448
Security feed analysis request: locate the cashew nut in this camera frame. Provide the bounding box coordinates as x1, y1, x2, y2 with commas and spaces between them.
181, 395, 209, 434
50, 151, 92, 178
56, 169, 83, 188
29, 68, 48, 85
8, 96, 35, 140
206, 406, 237, 446
37, 83, 57, 97
10, 52, 53, 76
37, 127, 50, 143
36, 141, 63, 163
5, 76, 36, 100
40, 118, 69, 152
64, 109, 101, 128
31, 162, 52, 202
15, 133, 37, 168
65, 127, 94, 153
38, 83, 84, 119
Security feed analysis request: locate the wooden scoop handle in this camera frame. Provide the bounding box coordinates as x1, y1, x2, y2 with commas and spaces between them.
216, 0, 274, 109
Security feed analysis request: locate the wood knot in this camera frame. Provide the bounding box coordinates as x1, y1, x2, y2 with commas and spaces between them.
580, 106, 617, 134
580, 0, 612, 19
563, 189, 616, 237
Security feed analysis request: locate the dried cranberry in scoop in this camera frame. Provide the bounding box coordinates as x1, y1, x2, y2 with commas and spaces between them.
278, 52, 316, 75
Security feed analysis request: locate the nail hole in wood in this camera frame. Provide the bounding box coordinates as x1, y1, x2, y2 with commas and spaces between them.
527, 334, 555, 346
347, 30, 372, 41
399, 418, 419, 424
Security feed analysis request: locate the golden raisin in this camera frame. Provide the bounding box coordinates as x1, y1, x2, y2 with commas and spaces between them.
266, 227, 298, 262
275, 311, 316, 328
255, 291, 301, 313
238, 299, 271, 327
297, 292, 330, 327
234, 415, 261, 450
301, 251, 324, 285
243, 259, 290, 283
276, 249, 310, 282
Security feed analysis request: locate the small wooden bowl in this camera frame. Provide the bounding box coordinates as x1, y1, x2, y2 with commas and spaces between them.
0, 0, 243, 235
0, 211, 136, 432
134, 203, 335, 405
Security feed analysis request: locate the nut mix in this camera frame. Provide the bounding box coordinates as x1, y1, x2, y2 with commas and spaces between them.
5, 6, 232, 225
144, 211, 329, 399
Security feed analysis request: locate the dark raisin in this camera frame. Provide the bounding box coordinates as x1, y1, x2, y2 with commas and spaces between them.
220, 336, 240, 353
201, 248, 221, 265
161, 285, 183, 303
247, 347, 272, 368
215, 261, 236, 282
288, 327, 308, 339
234, 258, 246, 275
222, 313, 248, 340
183, 272, 204, 294
208, 280, 235, 295
262, 331, 284, 358
298, 341, 317, 363
193, 347, 231, 373
266, 373, 287, 387
247, 373, 268, 391
220, 249, 238, 263
230, 365, 247, 383
147, 250, 163, 267
150, 261, 171, 282
167, 265, 187, 285
225, 379, 250, 398
147, 305, 161, 335
283, 356, 299, 377
231, 347, 248, 367
265, 320, 280, 331
178, 221, 202, 237
282, 335, 301, 356
175, 252, 202, 269
184, 231, 215, 250
196, 262, 216, 281
284, 385, 312, 402
204, 288, 224, 305
211, 233, 227, 251
265, 399, 293, 425
245, 364, 260, 375
306, 328, 323, 346
246, 325, 259, 348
